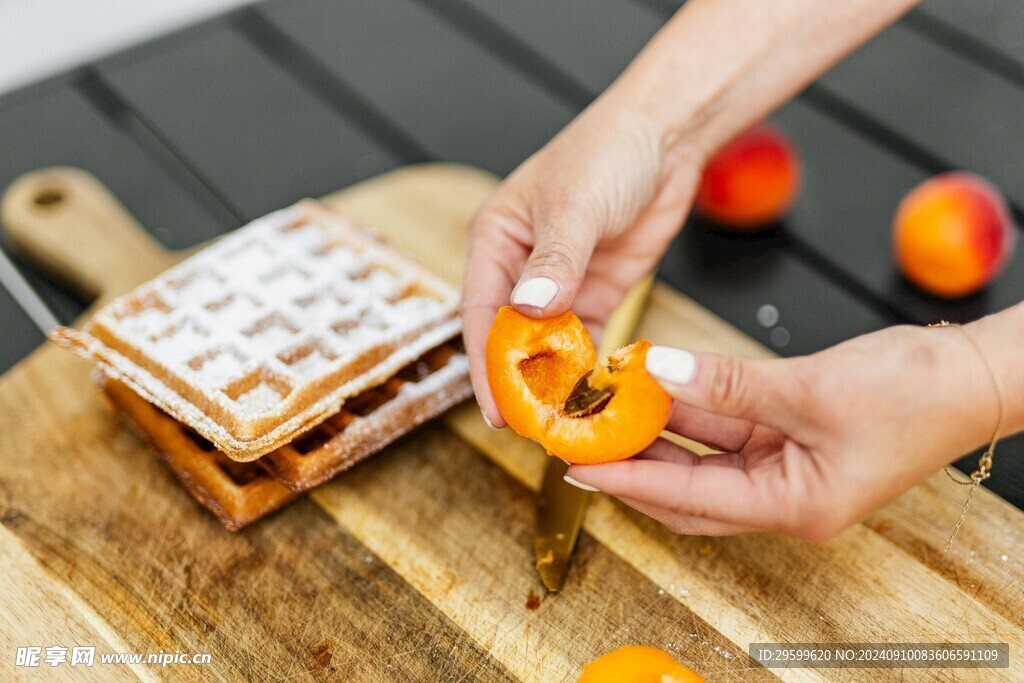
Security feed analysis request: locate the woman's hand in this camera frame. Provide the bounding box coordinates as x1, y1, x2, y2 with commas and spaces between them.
564, 324, 1003, 541
461, 99, 703, 427
459, 0, 924, 428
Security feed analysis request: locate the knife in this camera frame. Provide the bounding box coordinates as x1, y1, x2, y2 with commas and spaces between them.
534, 273, 656, 592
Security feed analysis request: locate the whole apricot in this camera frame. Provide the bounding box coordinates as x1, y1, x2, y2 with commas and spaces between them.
577, 645, 704, 683
893, 172, 1015, 298
695, 124, 801, 228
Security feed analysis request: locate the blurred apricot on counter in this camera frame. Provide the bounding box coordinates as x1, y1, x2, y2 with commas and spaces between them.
485, 307, 670, 464
893, 172, 1015, 298
577, 645, 704, 683
695, 123, 801, 229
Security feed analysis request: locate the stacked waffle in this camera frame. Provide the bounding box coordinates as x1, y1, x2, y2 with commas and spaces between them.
51, 200, 472, 529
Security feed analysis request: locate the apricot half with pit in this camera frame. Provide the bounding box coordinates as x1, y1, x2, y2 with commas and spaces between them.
485, 306, 671, 464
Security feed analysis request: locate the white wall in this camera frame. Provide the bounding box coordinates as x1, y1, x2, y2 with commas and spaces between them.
0, 0, 257, 95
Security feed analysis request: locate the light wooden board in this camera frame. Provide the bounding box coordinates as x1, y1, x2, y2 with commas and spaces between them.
1, 164, 1022, 682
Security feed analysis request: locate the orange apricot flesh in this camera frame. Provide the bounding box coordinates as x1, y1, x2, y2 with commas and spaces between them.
577, 645, 704, 683
486, 307, 671, 464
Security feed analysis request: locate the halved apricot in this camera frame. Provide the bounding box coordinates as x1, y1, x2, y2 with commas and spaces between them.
577, 645, 704, 683
485, 306, 671, 464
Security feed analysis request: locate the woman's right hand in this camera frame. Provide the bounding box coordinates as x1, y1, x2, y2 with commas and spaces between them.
564, 324, 1006, 540
461, 94, 705, 427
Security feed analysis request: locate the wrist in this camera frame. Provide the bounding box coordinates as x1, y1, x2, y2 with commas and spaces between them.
586, 85, 710, 184
599, 45, 718, 172
599, 0, 793, 166
965, 305, 1024, 438
603, 0, 920, 172
926, 323, 1006, 461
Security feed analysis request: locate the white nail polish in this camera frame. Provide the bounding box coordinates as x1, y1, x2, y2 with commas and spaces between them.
563, 475, 599, 492
480, 407, 498, 430
646, 346, 697, 385
511, 276, 559, 309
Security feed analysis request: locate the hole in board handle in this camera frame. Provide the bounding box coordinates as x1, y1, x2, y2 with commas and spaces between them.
33, 188, 65, 207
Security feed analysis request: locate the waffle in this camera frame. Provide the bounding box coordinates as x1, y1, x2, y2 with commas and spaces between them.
100, 339, 472, 529
101, 376, 298, 531
52, 200, 461, 461
260, 339, 471, 491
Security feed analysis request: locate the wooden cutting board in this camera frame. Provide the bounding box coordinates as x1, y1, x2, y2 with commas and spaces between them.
1, 165, 1022, 682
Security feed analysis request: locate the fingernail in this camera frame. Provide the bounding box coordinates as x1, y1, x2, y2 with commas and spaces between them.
480, 407, 498, 430
511, 276, 559, 309
563, 475, 599, 492
646, 346, 697, 385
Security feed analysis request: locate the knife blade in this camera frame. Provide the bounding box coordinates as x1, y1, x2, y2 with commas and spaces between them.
534, 273, 656, 592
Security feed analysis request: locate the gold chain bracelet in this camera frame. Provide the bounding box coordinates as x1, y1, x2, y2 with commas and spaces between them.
928, 321, 1006, 552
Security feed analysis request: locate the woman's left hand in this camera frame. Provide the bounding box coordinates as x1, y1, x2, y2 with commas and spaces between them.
565, 324, 1000, 540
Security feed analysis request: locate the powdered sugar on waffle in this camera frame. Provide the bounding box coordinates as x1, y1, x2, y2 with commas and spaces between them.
51, 200, 464, 461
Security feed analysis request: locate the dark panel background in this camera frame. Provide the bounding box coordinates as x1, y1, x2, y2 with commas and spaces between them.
819, 24, 1024, 209
0, 284, 43, 370
263, 0, 579, 175
99, 23, 402, 221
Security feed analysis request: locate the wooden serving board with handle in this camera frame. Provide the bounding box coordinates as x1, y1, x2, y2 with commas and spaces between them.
1, 165, 1023, 682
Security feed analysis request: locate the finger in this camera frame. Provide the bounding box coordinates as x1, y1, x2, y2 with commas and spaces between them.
461, 212, 530, 428
665, 402, 757, 453
510, 204, 601, 318
566, 458, 785, 529
463, 299, 506, 429
637, 437, 699, 466
616, 496, 758, 536
645, 346, 808, 437
637, 437, 745, 468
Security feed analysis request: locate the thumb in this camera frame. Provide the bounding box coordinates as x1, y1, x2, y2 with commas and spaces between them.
510, 223, 598, 317
644, 346, 805, 434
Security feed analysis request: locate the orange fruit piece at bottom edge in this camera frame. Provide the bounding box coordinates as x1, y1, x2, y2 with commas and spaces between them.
577, 645, 704, 683
485, 306, 671, 464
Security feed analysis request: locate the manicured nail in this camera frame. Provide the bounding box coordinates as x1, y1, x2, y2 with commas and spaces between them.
563, 475, 599, 492
646, 346, 697, 385
480, 407, 498, 430
511, 276, 559, 309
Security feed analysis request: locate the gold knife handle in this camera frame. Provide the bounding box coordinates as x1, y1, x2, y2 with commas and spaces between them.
596, 273, 655, 357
